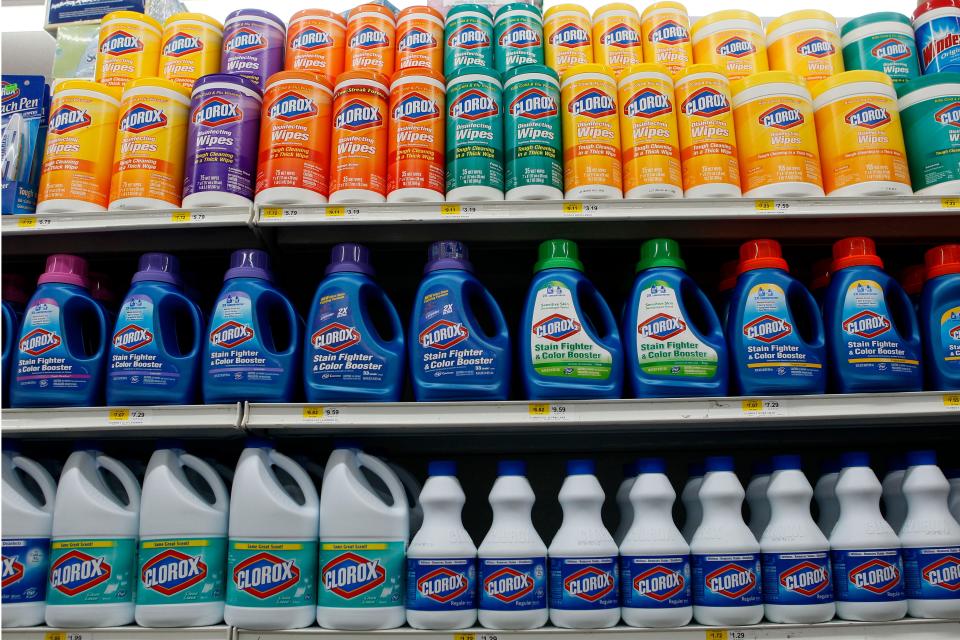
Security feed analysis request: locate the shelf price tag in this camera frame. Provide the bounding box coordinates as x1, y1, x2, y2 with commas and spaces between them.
261, 207, 284, 219
942, 197, 960, 209
441, 203, 461, 215
528, 402, 570, 420
17, 215, 37, 228
453, 634, 475, 640
325, 206, 361, 218
755, 200, 789, 212
302, 405, 340, 423
705, 631, 727, 640
170, 211, 206, 223
107, 408, 147, 425
45, 632, 89, 640
944, 394, 960, 409
741, 398, 788, 417
562, 202, 599, 215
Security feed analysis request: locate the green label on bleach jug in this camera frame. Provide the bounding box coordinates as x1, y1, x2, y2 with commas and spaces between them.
446, 77, 504, 194
47, 538, 137, 605
635, 280, 718, 377
505, 76, 563, 194
530, 281, 612, 379
901, 95, 960, 192
444, 15, 494, 75
137, 537, 227, 605
319, 541, 405, 609
495, 13, 545, 73
842, 33, 920, 84
226, 539, 317, 608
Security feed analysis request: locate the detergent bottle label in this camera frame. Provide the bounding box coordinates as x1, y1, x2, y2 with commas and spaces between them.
548, 556, 619, 610
226, 539, 317, 608
635, 281, 718, 378
16, 298, 93, 393
319, 541, 405, 609
416, 285, 500, 381
761, 551, 834, 605
110, 294, 179, 389
530, 281, 612, 380
406, 557, 476, 611
620, 555, 692, 609
46, 538, 136, 605
839, 280, 920, 376
2, 537, 49, 604
831, 548, 905, 602
692, 553, 762, 607
309, 290, 389, 386
937, 306, 960, 370
479, 556, 547, 611
902, 546, 960, 600
207, 291, 281, 385
740, 283, 823, 381
137, 537, 227, 605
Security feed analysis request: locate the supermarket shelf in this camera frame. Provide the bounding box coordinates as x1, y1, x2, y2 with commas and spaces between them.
4, 626, 231, 640
2, 403, 244, 438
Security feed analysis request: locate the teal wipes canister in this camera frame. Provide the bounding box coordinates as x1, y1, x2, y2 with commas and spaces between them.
503, 64, 563, 200
494, 3, 545, 74
446, 66, 505, 201
897, 72, 960, 194
444, 5, 494, 77
840, 13, 920, 85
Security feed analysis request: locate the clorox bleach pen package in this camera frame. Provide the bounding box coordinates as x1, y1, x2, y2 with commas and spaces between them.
2, 76, 49, 215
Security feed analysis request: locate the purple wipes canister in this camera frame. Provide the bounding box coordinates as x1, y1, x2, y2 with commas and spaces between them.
182, 74, 262, 208
221, 9, 286, 92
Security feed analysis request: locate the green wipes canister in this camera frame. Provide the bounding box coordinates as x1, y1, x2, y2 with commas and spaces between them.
840, 12, 920, 85
494, 2, 545, 74
897, 72, 960, 194
444, 4, 494, 77
446, 66, 505, 201
503, 64, 563, 200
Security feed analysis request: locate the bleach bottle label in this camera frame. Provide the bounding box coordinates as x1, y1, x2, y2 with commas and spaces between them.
207, 292, 278, 385
110, 295, 177, 389
636, 281, 718, 378
137, 537, 227, 605
319, 541, 405, 609
479, 557, 547, 610
416, 286, 498, 381
47, 538, 136, 605
530, 282, 611, 380
620, 555, 691, 609
692, 553, 762, 607
902, 546, 960, 600
226, 540, 317, 608
831, 548, 905, 602
838, 280, 919, 377
309, 291, 388, 386
16, 299, 91, 393
936, 306, 960, 371
741, 284, 822, 381
2, 537, 49, 604
548, 556, 618, 610
761, 551, 834, 605
406, 557, 476, 611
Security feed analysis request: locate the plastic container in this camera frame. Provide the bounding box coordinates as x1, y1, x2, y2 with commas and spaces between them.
882, 457, 908, 533
746, 462, 771, 541
921, 244, 960, 390
951, 469, 960, 523
503, 64, 563, 200
95, 11, 162, 89
681, 463, 704, 543
396, 6, 444, 72
444, 4, 494, 75
446, 67, 505, 201
494, 3, 545, 74
766, 10, 843, 87
328, 70, 390, 204
591, 3, 643, 76
221, 9, 285, 92
159, 13, 224, 91
640, 1, 693, 78
285, 9, 346, 83
897, 73, 960, 195
841, 13, 920, 85
387, 67, 446, 203
1, 276, 28, 408
345, 3, 396, 76
715, 260, 739, 324
613, 462, 638, 546
815, 460, 841, 537
543, 4, 593, 75
809, 258, 832, 305
691, 11, 768, 81
913, 0, 960, 74
901, 264, 926, 312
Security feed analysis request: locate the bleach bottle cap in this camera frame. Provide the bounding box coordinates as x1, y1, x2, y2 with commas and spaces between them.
705, 455, 735, 472
636, 238, 686, 272
534, 238, 583, 272
906, 450, 938, 466
326, 243, 374, 276
831, 236, 884, 271
498, 460, 526, 476
37, 254, 88, 287
428, 460, 457, 476
737, 239, 789, 274
637, 456, 667, 473
566, 459, 595, 475
841, 451, 871, 468
131, 253, 182, 286
224, 249, 273, 282
771, 454, 802, 470
425, 240, 474, 273
925, 243, 960, 279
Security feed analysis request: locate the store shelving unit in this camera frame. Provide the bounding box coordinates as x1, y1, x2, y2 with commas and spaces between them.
3, 403, 244, 438
2, 626, 232, 640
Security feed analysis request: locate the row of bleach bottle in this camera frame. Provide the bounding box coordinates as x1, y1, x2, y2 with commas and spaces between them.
4, 442, 958, 630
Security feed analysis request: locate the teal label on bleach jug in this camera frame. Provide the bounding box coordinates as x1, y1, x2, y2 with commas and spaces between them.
47, 538, 137, 605
319, 541, 405, 609
446, 75, 504, 194
504, 74, 563, 194
444, 14, 493, 75
843, 33, 919, 84
900, 92, 960, 193
226, 539, 317, 608
137, 537, 227, 605
494, 12, 544, 73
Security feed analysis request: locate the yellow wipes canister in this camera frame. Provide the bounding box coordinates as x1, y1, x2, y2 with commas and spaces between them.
766, 10, 844, 88
674, 64, 741, 198
560, 64, 623, 199
691, 10, 768, 81
640, 1, 693, 78
95, 11, 162, 89
544, 4, 594, 76
37, 81, 122, 213
109, 78, 192, 210
160, 13, 224, 91
731, 71, 824, 198
811, 70, 912, 196
592, 3, 644, 78
617, 64, 682, 198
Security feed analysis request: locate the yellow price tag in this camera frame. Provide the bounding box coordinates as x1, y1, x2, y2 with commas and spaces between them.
945, 394, 960, 408
109, 408, 130, 422
453, 634, 476, 640
563, 201, 583, 214
326, 206, 345, 217
741, 399, 762, 412
170, 211, 191, 223
705, 630, 727, 640
45, 633, 66, 640
529, 403, 550, 417
942, 197, 960, 209
262, 207, 284, 219
440, 203, 461, 215
303, 406, 323, 419
17, 216, 37, 228
755, 200, 775, 212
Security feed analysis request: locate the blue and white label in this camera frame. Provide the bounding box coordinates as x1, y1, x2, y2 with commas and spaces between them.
548, 556, 618, 610
902, 546, 960, 600
692, 553, 762, 607
761, 551, 833, 604
416, 285, 499, 382
2, 537, 49, 604
620, 555, 690, 609
207, 291, 280, 385
831, 548, 905, 602
406, 557, 476, 611
479, 557, 546, 611
740, 283, 824, 382
308, 289, 388, 387
16, 299, 93, 393
109, 294, 177, 389
839, 280, 920, 379
916, 16, 960, 74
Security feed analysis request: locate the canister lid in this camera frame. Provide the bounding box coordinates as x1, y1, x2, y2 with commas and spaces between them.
840, 12, 911, 37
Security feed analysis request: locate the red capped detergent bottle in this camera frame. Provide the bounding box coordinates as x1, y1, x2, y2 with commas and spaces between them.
921, 244, 960, 390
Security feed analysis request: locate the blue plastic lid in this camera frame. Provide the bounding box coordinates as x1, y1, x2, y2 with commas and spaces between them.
906, 450, 937, 467
705, 456, 735, 472
245, 436, 273, 449
326, 243, 374, 276
841, 451, 871, 468
688, 462, 705, 477
887, 455, 906, 472
821, 458, 841, 474
772, 454, 802, 471
132, 252, 182, 286
638, 457, 666, 474
567, 459, 595, 475
498, 460, 526, 476
425, 240, 473, 273
752, 460, 772, 476
429, 460, 457, 476
225, 249, 273, 282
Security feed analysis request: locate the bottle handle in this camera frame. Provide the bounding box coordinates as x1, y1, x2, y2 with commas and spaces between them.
587, 282, 617, 339
380, 287, 405, 347
268, 449, 319, 510
173, 291, 205, 360
477, 280, 510, 338
357, 452, 408, 513
97, 454, 141, 514
179, 452, 229, 512
12, 455, 57, 514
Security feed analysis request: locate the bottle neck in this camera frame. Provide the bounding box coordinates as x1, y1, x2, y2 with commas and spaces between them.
767, 471, 814, 522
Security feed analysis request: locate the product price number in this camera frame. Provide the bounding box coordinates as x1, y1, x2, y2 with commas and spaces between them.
562, 202, 599, 215
262, 207, 300, 220
528, 402, 570, 420
945, 394, 960, 409
453, 634, 501, 640
15, 215, 52, 229
941, 197, 960, 209
170, 211, 206, 223
741, 398, 788, 417
107, 408, 147, 425
755, 200, 789, 212
45, 632, 88, 640
440, 203, 476, 216
302, 405, 340, 423
325, 206, 361, 218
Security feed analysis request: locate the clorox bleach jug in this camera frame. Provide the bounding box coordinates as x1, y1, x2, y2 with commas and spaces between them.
548, 459, 619, 629
882, 457, 908, 533
681, 462, 704, 543
815, 459, 841, 536
950, 469, 960, 523
46, 448, 141, 628
406, 461, 477, 630
614, 461, 639, 545
898, 450, 960, 619
746, 461, 771, 541
318, 447, 408, 630
2, 449, 56, 627
389, 461, 424, 541
760, 455, 836, 623
136, 445, 229, 627
478, 460, 548, 630
224, 440, 318, 630
829, 452, 907, 621
620, 457, 692, 628
690, 456, 763, 626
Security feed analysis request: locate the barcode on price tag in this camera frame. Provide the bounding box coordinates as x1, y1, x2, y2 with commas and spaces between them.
741, 398, 788, 417
302, 406, 340, 423
107, 408, 148, 425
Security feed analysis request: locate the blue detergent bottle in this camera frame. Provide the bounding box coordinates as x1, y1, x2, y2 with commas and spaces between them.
11, 254, 109, 408
203, 249, 302, 403
624, 238, 728, 398
920, 244, 960, 391
2, 274, 29, 407
900, 264, 926, 313
304, 243, 405, 402
824, 237, 922, 393
410, 240, 511, 401
808, 258, 832, 307
521, 239, 623, 400
106, 253, 204, 406
726, 239, 826, 396
715, 259, 739, 324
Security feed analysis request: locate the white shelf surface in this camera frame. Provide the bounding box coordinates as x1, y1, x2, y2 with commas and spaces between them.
3, 626, 231, 640
2, 403, 244, 438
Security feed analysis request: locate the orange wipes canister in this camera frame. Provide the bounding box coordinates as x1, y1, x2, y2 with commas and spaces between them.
255, 71, 334, 205
543, 4, 594, 76
285, 10, 347, 84
591, 3, 644, 78
766, 10, 844, 88
690, 10, 768, 81
329, 70, 391, 203
37, 81, 122, 213
345, 4, 397, 76
640, 1, 693, 78
674, 64, 741, 198
396, 6, 444, 72
387, 67, 446, 202
95, 11, 162, 89
159, 13, 224, 91
617, 64, 682, 198
560, 64, 623, 199
109, 78, 192, 210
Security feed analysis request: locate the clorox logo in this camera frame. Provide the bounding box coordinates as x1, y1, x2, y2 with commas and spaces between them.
648, 20, 689, 45
49, 105, 91, 134
419, 320, 469, 350
680, 87, 729, 117
163, 32, 203, 57
843, 310, 891, 338
922, 556, 960, 591
290, 27, 333, 51
312, 323, 361, 352
225, 27, 266, 53
398, 27, 437, 52
234, 553, 300, 598
849, 558, 900, 594
142, 549, 208, 596
2, 555, 24, 588
759, 104, 804, 130
624, 88, 671, 118
780, 561, 830, 596
705, 563, 756, 599
113, 324, 153, 352
845, 104, 891, 129
484, 567, 533, 603
417, 567, 469, 603
743, 315, 793, 343
510, 88, 558, 119
450, 89, 498, 121
633, 565, 685, 601
872, 38, 910, 61
269, 92, 317, 121
935, 102, 960, 128
532, 314, 582, 341
797, 36, 835, 58
951, 325, 960, 340
564, 566, 615, 602
335, 99, 383, 130
638, 313, 687, 341
448, 23, 490, 50
193, 97, 242, 127
568, 89, 616, 118
120, 103, 167, 133
19, 328, 62, 356
210, 321, 254, 348
2, 81, 20, 103
551, 23, 589, 48
349, 26, 389, 50
600, 23, 641, 48
100, 30, 143, 56
50, 551, 111, 596
394, 93, 440, 122
322, 552, 385, 598
499, 23, 541, 49
716, 36, 756, 58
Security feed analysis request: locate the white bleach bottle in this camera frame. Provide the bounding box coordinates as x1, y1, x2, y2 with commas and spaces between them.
950, 468, 960, 523
224, 439, 319, 630
478, 460, 548, 630
390, 461, 425, 539
760, 455, 835, 624
681, 462, 704, 543
406, 460, 477, 630
690, 456, 763, 626
898, 450, 960, 619
2, 449, 56, 628
136, 444, 229, 627
318, 447, 408, 630
746, 460, 771, 541
815, 459, 841, 536
45, 447, 141, 628
620, 457, 692, 629
829, 451, 907, 622
882, 456, 907, 534
548, 459, 620, 629
614, 461, 639, 546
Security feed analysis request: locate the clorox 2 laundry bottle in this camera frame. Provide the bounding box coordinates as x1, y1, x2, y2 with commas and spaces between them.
410, 241, 511, 401
921, 244, 960, 390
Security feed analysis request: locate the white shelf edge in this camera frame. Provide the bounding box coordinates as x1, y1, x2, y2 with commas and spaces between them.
2, 403, 244, 437
3, 625, 231, 640
2, 206, 254, 236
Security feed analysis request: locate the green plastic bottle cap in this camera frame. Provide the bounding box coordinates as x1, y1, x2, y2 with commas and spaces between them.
636, 238, 685, 273
535, 239, 583, 272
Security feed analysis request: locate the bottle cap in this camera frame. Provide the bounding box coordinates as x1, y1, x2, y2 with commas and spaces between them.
498, 460, 526, 476
906, 450, 937, 467
925, 243, 960, 280
636, 238, 686, 273
225, 249, 273, 282
718, 259, 739, 293
809, 258, 832, 292
73, 439, 100, 452
326, 243, 374, 276
37, 254, 89, 288
332, 439, 361, 451
88, 272, 117, 305
772, 454, 802, 471
637, 457, 666, 474
947, 468, 960, 479
737, 239, 789, 274
841, 451, 871, 468
831, 236, 884, 272
2, 273, 30, 305
425, 240, 473, 273
899, 265, 925, 297
132, 253, 183, 286
567, 459, 595, 475
535, 239, 584, 272
705, 456, 735, 472
428, 460, 457, 476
